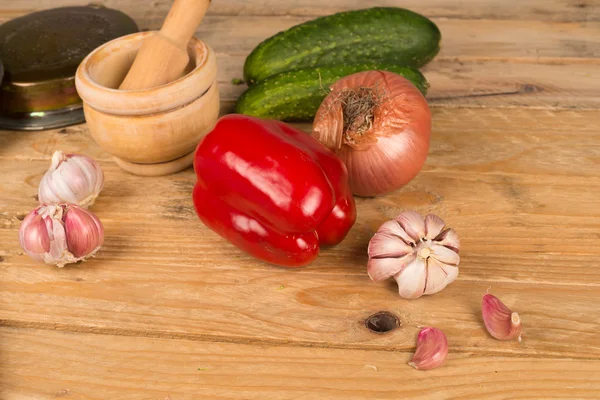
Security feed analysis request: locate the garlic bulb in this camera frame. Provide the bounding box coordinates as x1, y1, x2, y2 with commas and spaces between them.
367, 211, 460, 299
19, 204, 104, 267
482, 293, 522, 342
38, 151, 104, 208
408, 327, 448, 370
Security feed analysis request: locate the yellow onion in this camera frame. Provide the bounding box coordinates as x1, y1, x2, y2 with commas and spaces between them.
312, 70, 431, 197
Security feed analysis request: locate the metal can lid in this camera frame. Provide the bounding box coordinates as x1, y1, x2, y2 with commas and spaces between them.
0, 5, 138, 130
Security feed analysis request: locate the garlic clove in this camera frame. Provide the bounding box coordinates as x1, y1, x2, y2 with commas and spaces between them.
368, 253, 415, 282
38, 151, 104, 208
482, 293, 522, 342
423, 263, 447, 295
394, 256, 426, 299
439, 262, 459, 283
408, 327, 448, 370
396, 211, 426, 241
435, 228, 460, 253
429, 244, 460, 266
64, 206, 104, 258
47, 212, 69, 263
368, 232, 413, 258
19, 213, 51, 258
424, 257, 459, 295
377, 220, 415, 245
424, 214, 445, 240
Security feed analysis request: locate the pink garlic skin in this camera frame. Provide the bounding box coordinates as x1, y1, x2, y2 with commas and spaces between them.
19, 204, 104, 267
408, 327, 449, 370
38, 151, 104, 208
368, 211, 460, 299
64, 206, 104, 258
482, 293, 522, 341
19, 211, 52, 262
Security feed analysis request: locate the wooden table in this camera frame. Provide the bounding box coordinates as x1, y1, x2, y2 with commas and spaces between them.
1, 1, 599, 398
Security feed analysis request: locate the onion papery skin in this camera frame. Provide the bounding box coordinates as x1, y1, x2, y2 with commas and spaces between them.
312, 70, 431, 197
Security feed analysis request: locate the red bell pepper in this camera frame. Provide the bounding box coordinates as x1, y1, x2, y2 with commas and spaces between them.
192, 115, 356, 267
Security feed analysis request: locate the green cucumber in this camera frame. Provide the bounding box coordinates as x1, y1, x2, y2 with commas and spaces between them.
235, 64, 428, 122
243, 7, 441, 84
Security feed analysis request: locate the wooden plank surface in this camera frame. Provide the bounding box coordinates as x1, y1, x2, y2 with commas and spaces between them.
199, 16, 600, 110
2, 327, 599, 400
1, 258, 598, 359
3, 0, 598, 21
2, 5, 599, 110
218, 59, 600, 110
1, 108, 599, 360
195, 17, 600, 59
1, 0, 600, 397
3, 11, 598, 61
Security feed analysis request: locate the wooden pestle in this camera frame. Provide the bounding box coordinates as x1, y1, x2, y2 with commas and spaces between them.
119, 0, 211, 90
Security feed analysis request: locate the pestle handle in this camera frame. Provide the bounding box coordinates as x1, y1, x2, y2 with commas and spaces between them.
119, 0, 211, 90
161, 0, 210, 47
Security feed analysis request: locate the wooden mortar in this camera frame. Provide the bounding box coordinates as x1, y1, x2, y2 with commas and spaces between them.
75, 31, 219, 176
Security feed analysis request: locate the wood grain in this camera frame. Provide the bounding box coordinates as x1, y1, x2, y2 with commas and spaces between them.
192, 17, 600, 60
1, 0, 600, 396
2, 167, 600, 282
1, 254, 599, 359
2, 0, 597, 21
179, 15, 598, 110
2, 107, 599, 164
2, 6, 599, 110
1, 107, 599, 358
2, 327, 599, 400
1, 12, 598, 62
217, 58, 600, 110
